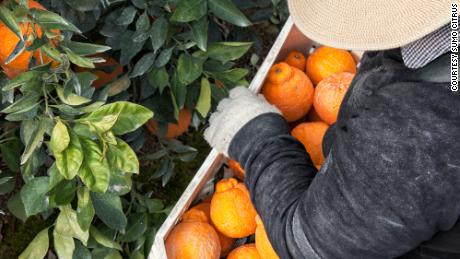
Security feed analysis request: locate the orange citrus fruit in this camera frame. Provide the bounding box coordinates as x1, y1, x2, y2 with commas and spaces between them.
313, 72, 354, 125
210, 178, 257, 238
306, 46, 356, 85
228, 159, 245, 180
255, 215, 280, 259
285, 50, 306, 71
262, 62, 314, 122
146, 108, 192, 139
227, 244, 261, 259
291, 121, 329, 168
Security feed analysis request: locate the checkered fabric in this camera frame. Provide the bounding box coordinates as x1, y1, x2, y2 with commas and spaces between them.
401, 24, 450, 69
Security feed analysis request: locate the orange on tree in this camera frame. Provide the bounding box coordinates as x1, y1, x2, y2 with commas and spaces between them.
210, 178, 257, 238
313, 72, 354, 125
75, 54, 124, 89
0, 0, 60, 79
165, 220, 221, 259
291, 121, 329, 168
255, 215, 280, 259
306, 46, 356, 85
227, 244, 261, 259
146, 108, 192, 139
285, 50, 306, 71
228, 159, 245, 180
262, 62, 314, 122
182, 201, 235, 257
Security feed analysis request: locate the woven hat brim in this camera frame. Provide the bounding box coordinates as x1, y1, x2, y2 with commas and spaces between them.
288, 0, 451, 51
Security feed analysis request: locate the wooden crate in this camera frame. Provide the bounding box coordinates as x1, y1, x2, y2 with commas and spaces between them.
148, 17, 362, 259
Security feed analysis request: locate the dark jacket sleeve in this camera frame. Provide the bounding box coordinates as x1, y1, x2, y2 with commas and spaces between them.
228, 71, 460, 259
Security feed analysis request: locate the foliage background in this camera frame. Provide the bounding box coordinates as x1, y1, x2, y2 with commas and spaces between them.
0, 0, 288, 258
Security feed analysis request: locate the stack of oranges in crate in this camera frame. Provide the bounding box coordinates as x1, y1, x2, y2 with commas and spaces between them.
165, 46, 357, 259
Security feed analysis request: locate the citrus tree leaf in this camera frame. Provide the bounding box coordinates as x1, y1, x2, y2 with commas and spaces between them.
170, 0, 207, 22
195, 77, 211, 117
55, 205, 89, 245
116, 7, 137, 25
53, 228, 75, 259
91, 192, 127, 231
49, 120, 70, 153
7, 193, 28, 222
209, 0, 251, 27
64, 0, 99, 11
65, 41, 111, 56
56, 86, 91, 106
77, 138, 110, 193
30, 9, 81, 33
207, 42, 252, 63
63, 47, 95, 68
1, 92, 40, 114
18, 228, 49, 259
107, 171, 131, 196
0, 138, 22, 172
148, 66, 169, 93
130, 52, 155, 78
136, 12, 150, 31
77, 187, 95, 231
20, 176, 49, 217
154, 46, 174, 67
150, 16, 168, 53
73, 240, 91, 259
2, 71, 40, 91
107, 138, 139, 174
90, 226, 122, 250
83, 101, 153, 135
55, 131, 83, 180
176, 53, 204, 85
117, 213, 147, 242
191, 16, 208, 51
0, 5, 23, 41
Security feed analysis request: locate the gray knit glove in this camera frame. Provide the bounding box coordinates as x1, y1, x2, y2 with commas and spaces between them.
204, 86, 281, 156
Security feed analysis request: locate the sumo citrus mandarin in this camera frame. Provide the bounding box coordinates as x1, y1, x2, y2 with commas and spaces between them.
255, 215, 280, 259
228, 159, 245, 180
313, 72, 354, 125
291, 121, 329, 168
227, 244, 261, 259
306, 46, 356, 85
146, 108, 192, 139
285, 51, 306, 71
182, 202, 235, 257
262, 62, 314, 122
210, 178, 257, 238
165, 221, 221, 259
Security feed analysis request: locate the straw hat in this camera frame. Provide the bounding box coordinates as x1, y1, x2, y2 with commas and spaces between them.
288, 0, 450, 50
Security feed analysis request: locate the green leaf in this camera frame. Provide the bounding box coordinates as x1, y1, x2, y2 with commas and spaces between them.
64, 0, 99, 11
65, 41, 111, 56
48, 163, 64, 191
104, 251, 122, 259
30, 9, 81, 33
131, 52, 155, 78
116, 7, 137, 25
136, 12, 150, 31
77, 138, 110, 193
7, 193, 27, 222
176, 54, 204, 85
21, 119, 46, 165
55, 205, 90, 245
18, 228, 49, 259
20, 176, 49, 216
1, 92, 40, 114
55, 131, 83, 180
118, 213, 147, 242
191, 16, 208, 51
150, 16, 168, 53
0, 172, 15, 195
63, 47, 95, 68
107, 171, 131, 196
39, 43, 62, 63
2, 71, 40, 91
148, 66, 169, 93
207, 42, 252, 63
195, 77, 211, 117
107, 138, 139, 174
0, 138, 22, 172
171, 0, 207, 22
81, 114, 119, 133
154, 46, 174, 67
145, 199, 164, 213
91, 192, 127, 231
90, 226, 122, 250
50, 120, 70, 153
107, 75, 130, 97
73, 240, 91, 259
53, 228, 75, 259
209, 0, 252, 27
83, 102, 153, 135
0, 5, 23, 41
56, 86, 91, 106
52, 179, 77, 205
77, 187, 95, 231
